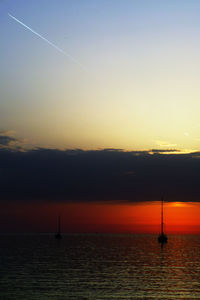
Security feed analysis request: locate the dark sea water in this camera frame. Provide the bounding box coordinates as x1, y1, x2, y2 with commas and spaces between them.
1, 234, 200, 299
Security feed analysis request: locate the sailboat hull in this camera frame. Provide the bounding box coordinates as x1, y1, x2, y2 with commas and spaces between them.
55, 233, 62, 239
158, 234, 168, 243
55, 215, 62, 239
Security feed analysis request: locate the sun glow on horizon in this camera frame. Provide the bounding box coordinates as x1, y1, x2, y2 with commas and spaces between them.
168, 202, 189, 208
1, 201, 200, 234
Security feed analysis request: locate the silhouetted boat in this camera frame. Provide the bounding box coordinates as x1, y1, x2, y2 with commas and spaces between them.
55, 215, 62, 239
158, 197, 167, 244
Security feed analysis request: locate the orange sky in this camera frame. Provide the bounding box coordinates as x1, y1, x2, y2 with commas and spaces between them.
1, 201, 200, 234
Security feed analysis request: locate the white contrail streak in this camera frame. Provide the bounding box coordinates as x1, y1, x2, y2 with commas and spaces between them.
8, 13, 85, 68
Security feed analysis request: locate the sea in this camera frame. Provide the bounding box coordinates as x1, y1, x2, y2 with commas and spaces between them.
1, 234, 200, 299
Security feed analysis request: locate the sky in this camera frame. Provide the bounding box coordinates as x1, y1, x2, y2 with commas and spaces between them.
1, 0, 200, 233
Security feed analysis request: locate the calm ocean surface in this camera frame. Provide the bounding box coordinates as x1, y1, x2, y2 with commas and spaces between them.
1, 234, 200, 299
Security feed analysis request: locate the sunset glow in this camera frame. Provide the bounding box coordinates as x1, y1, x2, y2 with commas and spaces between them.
1, 201, 200, 234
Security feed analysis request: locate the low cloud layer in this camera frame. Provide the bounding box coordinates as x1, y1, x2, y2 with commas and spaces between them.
0, 130, 17, 147
0, 148, 200, 203
0, 131, 30, 150
0, 135, 16, 146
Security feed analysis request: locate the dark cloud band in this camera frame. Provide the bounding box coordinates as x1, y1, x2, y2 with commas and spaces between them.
0, 148, 199, 203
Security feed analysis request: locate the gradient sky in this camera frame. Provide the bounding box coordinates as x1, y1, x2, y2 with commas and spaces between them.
1, 0, 200, 150
1, 1, 200, 233
2, 201, 200, 234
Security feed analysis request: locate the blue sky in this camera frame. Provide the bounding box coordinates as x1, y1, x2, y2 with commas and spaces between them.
1, 0, 200, 150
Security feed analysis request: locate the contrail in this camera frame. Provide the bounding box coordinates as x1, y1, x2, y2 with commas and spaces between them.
8, 13, 85, 69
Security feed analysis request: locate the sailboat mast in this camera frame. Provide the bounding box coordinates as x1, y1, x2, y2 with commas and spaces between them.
55, 214, 62, 239
58, 215, 61, 234
158, 196, 167, 243
161, 197, 163, 235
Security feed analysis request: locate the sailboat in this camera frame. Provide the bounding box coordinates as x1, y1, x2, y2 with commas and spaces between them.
158, 197, 167, 243
55, 215, 62, 239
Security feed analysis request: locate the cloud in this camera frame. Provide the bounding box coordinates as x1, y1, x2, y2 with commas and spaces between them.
150, 149, 180, 154
155, 140, 177, 148
0, 148, 200, 203
0, 130, 15, 136
0, 130, 30, 150
0, 135, 17, 146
